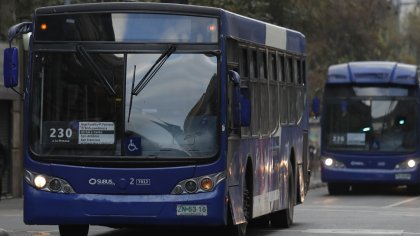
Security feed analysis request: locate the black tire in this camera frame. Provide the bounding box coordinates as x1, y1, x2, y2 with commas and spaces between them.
250, 215, 270, 228
59, 224, 89, 236
328, 183, 350, 195
227, 222, 247, 236
271, 162, 295, 228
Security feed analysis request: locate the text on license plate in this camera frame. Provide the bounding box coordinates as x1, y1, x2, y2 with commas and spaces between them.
395, 173, 411, 180
176, 205, 208, 216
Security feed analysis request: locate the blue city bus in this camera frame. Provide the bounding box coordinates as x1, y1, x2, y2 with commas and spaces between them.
321, 61, 420, 195
3, 2, 309, 235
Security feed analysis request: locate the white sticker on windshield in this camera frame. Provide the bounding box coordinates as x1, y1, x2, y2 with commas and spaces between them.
346, 133, 365, 146
78, 122, 115, 144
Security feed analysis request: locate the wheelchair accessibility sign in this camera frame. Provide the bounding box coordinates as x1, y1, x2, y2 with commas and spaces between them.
124, 137, 141, 155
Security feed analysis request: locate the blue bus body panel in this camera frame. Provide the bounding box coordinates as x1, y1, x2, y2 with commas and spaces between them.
321, 152, 420, 184
24, 181, 226, 226
24, 150, 226, 195
222, 11, 305, 54
327, 61, 418, 85
322, 167, 420, 184
24, 148, 228, 225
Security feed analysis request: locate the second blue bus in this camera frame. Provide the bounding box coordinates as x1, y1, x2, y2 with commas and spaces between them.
321, 61, 420, 195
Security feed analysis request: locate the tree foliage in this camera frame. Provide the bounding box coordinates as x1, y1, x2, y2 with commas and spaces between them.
404, 7, 420, 64
1, 0, 419, 99
191, 0, 406, 98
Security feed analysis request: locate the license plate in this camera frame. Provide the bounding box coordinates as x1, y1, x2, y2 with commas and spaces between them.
176, 205, 207, 216
395, 173, 411, 180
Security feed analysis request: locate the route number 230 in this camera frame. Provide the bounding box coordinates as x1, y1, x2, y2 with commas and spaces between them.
50, 128, 73, 138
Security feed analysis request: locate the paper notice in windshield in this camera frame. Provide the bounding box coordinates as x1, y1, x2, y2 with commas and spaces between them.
346, 133, 365, 146
78, 122, 115, 144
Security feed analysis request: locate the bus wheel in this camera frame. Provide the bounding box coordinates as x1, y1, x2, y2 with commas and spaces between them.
328, 183, 350, 195
271, 163, 295, 228
59, 224, 89, 236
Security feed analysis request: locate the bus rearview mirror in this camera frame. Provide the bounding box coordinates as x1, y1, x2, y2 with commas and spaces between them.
3, 47, 19, 88
229, 70, 251, 127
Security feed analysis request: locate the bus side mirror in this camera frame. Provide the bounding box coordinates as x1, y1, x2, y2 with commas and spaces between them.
3, 22, 32, 89
229, 70, 251, 127
3, 47, 19, 88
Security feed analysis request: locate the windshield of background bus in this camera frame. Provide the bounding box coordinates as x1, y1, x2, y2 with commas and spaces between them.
323, 86, 418, 153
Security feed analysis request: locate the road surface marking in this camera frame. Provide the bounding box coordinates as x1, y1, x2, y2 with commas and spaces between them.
302, 229, 403, 235
383, 197, 420, 208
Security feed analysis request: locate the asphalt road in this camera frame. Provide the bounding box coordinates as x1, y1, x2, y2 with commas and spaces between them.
1, 184, 420, 236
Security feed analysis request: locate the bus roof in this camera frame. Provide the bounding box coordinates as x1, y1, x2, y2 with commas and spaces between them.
327, 61, 419, 85
34, 2, 305, 54
222, 11, 305, 54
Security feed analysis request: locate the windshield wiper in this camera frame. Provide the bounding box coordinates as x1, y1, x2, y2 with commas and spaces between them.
75, 44, 116, 96
127, 45, 176, 123
127, 65, 137, 123
131, 45, 176, 96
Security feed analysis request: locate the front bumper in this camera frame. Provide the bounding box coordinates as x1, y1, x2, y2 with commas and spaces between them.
321, 167, 420, 185
24, 181, 227, 226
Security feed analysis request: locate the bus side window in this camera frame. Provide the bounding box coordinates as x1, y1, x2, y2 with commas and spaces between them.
280, 53, 288, 125
250, 49, 258, 79
296, 59, 303, 121
297, 59, 302, 84
302, 60, 306, 84
269, 52, 279, 133
260, 49, 269, 135
238, 46, 251, 136
280, 53, 286, 83
288, 56, 297, 125
240, 47, 249, 78
288, 56, 294, 83
259, 50, 268, 80
250, 49, 260, 136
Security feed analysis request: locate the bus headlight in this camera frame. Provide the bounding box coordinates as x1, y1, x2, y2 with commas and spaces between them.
24, 169, 75, 194
395, 159, 420, 170
171, 172, 225, 194
321, 156, 346, 169
33, 175, 47, 189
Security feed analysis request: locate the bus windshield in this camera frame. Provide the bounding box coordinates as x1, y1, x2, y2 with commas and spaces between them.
323, 86, 418, 153
29, 51, 219, 159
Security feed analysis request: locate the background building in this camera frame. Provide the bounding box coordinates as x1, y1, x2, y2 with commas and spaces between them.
0, 42, 23, 198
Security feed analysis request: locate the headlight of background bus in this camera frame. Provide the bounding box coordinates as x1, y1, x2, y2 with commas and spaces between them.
395, 159, 420, 170
171, 172, 225, 194
24, 169, 75, 194
321, 156, 346, 169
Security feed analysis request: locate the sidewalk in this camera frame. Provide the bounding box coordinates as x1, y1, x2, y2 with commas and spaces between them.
0, 196, 19, 236
0, 195, 21, 210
